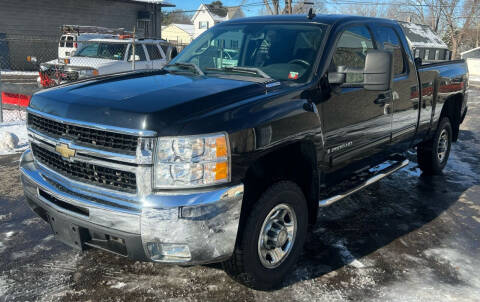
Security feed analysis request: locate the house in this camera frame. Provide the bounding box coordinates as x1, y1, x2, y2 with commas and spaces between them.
0, 0, 174, 70
461, 47, 480, 83
162, 23, 195, 44
398, 21, 450, 63
191, 4, 245, 38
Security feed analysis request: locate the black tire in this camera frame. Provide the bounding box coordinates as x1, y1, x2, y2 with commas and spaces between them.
417, 117, 452, 174
222, 181, 308, 290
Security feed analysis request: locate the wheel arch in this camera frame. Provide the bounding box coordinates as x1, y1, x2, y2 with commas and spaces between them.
240, 140, 320, 231
439, 93, 463, 142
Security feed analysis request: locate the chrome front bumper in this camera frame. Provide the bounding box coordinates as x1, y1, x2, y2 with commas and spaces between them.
20, 149, 244, 264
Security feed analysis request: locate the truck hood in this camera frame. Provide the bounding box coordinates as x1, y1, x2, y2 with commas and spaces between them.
30, 71, 268, 135
44, 57, 119, 69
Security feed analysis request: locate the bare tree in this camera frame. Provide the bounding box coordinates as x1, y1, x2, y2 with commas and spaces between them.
441, 0, 480, 57
263, 0, 281, 14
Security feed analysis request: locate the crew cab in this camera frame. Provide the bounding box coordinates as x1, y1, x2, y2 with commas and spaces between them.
38, 38, 176, 87
20, 14, 468, 290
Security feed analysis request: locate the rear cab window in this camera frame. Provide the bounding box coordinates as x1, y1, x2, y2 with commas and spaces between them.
371, 26, 407, 76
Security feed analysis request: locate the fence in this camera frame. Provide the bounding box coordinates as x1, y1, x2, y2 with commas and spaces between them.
0, 35, 189, 123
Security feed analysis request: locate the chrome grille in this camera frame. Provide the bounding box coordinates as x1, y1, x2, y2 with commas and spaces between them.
31, 144, 137, 193
28, 114, 139, 155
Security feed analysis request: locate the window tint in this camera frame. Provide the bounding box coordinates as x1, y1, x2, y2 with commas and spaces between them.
127, 44, 147, 61
160, 45, 169, 57
146, 44, 163, 60
170, 23, 327, 84
76, 43, 127, 60
372, 26, 406, 75
333, 26, 374, 83
424, 49, 430, 60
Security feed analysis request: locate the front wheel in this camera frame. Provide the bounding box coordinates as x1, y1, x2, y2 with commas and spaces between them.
417, 117, 452, 174
223, 181, 308, 290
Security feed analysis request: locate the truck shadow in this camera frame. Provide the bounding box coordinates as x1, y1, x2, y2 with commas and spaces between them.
281, 163, 478, 288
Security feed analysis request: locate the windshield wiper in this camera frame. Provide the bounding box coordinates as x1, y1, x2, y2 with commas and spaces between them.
165, 62, 204, 76
206, 66, 271, 79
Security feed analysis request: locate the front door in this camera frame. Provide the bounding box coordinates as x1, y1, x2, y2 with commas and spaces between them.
322, 25, 393, 169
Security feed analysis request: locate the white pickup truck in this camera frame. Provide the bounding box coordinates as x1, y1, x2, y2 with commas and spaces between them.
38, 38, 177, 88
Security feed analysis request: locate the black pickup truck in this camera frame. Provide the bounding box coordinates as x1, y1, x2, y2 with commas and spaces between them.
20, 14, 468, 290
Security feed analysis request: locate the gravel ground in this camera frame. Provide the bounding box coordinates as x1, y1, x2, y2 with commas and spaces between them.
0, 89, 479, 302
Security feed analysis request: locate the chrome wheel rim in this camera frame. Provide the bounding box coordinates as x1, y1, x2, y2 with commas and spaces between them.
437, 129, 449, 163
258, 203, 297, 269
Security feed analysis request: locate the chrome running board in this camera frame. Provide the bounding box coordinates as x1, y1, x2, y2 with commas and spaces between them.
319, 159, 409, 207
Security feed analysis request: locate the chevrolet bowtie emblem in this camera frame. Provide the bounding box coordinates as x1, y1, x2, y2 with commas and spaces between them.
56, 143, 76, 159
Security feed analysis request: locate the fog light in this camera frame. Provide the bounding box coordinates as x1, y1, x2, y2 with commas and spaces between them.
146, 242, 191, 262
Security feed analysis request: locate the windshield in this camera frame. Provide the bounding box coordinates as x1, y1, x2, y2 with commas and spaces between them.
76, 43, 127, 60
168, 23, 327, 83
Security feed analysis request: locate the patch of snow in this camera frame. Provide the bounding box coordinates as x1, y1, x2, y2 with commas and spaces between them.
332, 240, 365, 268
0, 121, 28, 155
1, 109, 27, 123
110, 282, 127, 289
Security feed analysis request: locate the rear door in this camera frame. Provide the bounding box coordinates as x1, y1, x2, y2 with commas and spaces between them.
322, 24, 393, 168
370, 24, 419, 149
58, 35, 76, 59
146, 43, 166, 69
127, 43, 150, 69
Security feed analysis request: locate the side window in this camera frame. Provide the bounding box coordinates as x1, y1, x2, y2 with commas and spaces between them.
160, 45, 169, 57
414, 48, 420, 58
333, 25, 374, 84
372, 26, 406, 75
424, 49, 430, 61
146, 44, 163, 60
66, 36, 74, 48
127, 44, 147, 61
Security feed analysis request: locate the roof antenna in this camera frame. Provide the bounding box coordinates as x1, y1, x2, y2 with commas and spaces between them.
307, 7, 316, 19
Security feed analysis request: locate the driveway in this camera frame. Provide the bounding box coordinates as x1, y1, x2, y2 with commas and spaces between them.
0, 89, 479, 302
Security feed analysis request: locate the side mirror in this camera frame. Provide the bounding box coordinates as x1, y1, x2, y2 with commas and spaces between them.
129, 54, 140, 62
363, 50, 393, 91
327, 71, 345, 85
327, 50, 393, 91
414, 57, 422, 67
170, 47, 178, 60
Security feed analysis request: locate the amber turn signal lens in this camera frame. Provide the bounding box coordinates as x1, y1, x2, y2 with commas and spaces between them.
216, 137, 228, 158
215, 162, 228, 181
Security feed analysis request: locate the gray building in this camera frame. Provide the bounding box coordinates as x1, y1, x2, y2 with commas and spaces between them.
0, 0, 173, 70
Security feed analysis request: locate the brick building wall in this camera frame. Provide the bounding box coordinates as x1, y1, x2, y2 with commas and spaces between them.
0, 0, 156, 70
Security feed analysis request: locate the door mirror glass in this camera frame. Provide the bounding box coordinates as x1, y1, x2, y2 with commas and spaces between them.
363, 50, 393, 91
327, 50, 393, 91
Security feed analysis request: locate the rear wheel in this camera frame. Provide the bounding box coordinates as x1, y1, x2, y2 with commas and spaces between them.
223, 181, 308, 290
417, 117, 452, 174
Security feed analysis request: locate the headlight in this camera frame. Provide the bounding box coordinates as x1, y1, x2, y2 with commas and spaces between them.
77, 69, 99, 79
153, 133, 230, 189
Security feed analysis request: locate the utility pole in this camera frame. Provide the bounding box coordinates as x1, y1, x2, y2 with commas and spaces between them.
477, 22, 479, 48
132, 26, 136, 71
